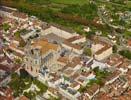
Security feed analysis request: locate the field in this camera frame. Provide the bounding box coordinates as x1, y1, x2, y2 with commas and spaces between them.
27, 0, 89, 5
127, 1, 131, 8
50, 0, 89, 5
1, 0, 130, 38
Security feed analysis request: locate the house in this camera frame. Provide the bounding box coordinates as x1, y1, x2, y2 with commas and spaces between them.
62, 41, 83, 54
63, 68, 75, 77
43, 33, 65, 44
117, 90, 131, 100
77, 93, 90, 100
19, 96, 29, 100
57, 55, 82, 74
38, 67, 49, 84
105, 70, 121, 85
84, 27, 90, 32
85, 84, 100, 99
105, 54, 131, 72
0, 6, 16, 18
42, 24, 76, 39
126, 69, 131, 86
12, 11, 28, 22
48, 73, 63, 88
57, 56, 69, 68
70, 81, 81, 91
24, 38, 61, 77
20, 29, 39, 42
41, 24, 85, 54
91, 38, 112, 61
0, 49, 20, 86
76, 75, 95, 87
127, 39, 131, 48
66, 35, 86, 44
8, 43, 25, 60
0, 17, 2, 25
43, 87, 61, 99
94, 44, 112, 61
0, 6, 28, 22
58, 82, 81, 100
105, 76, 128, 97
91, 60, 108, 69
61, 35, 86, 55
105, 54, 124, 67
0, 87, 14, 100
93, 92, 111, 100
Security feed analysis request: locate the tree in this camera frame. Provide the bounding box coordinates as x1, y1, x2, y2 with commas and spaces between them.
119, 50, 131, 60
83, 48, 92, 56
78, 86, 87, 93
85, 31, 95, 39
93, 66, 99, 73
113, 45, 117, 53
2, 23, 10, 31
20, 68, 29, 78
119, 19, 125, 26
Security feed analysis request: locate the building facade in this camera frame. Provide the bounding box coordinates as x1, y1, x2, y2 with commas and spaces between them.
24, 39, 61, 77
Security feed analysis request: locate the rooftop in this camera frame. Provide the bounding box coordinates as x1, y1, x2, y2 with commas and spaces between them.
128, 39, 131, 46
63, 68, 74, 76
44, 33, 65, 44
0, 6, 15, 13
19, 96, 29, 100
32, 39, 59, 54
94, 92, 111, 100
104, 70, 120, 82
106, 54, 123, 67
66, 35, 84, 43
12, 11, 28, 19
57, 56, 69, 64
64, 41, 82, 50
85, 83, 100, 96
95, 44, 111, 55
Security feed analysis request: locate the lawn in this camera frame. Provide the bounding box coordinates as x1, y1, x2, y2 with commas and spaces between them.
127, 1, 131, 8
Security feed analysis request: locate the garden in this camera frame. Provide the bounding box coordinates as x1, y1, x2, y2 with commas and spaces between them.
9, 69, 48, 99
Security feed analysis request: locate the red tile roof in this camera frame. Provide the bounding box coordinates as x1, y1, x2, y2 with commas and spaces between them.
85, 84, 100, 96
66, 36, 84, 43
19, 96, 29, 100
128, 39, 131, 46
12, 12, 28, 19
64, 41, 82, 50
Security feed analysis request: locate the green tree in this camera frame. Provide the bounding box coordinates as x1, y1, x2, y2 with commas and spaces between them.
85, 31, 95, 39
2, 23, 10, 31
83, 48, 92, 56
113, 45, 117, 53
119, 50, 131, 60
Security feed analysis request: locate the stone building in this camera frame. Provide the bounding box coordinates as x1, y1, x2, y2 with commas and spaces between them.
24, 39, 61, 77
